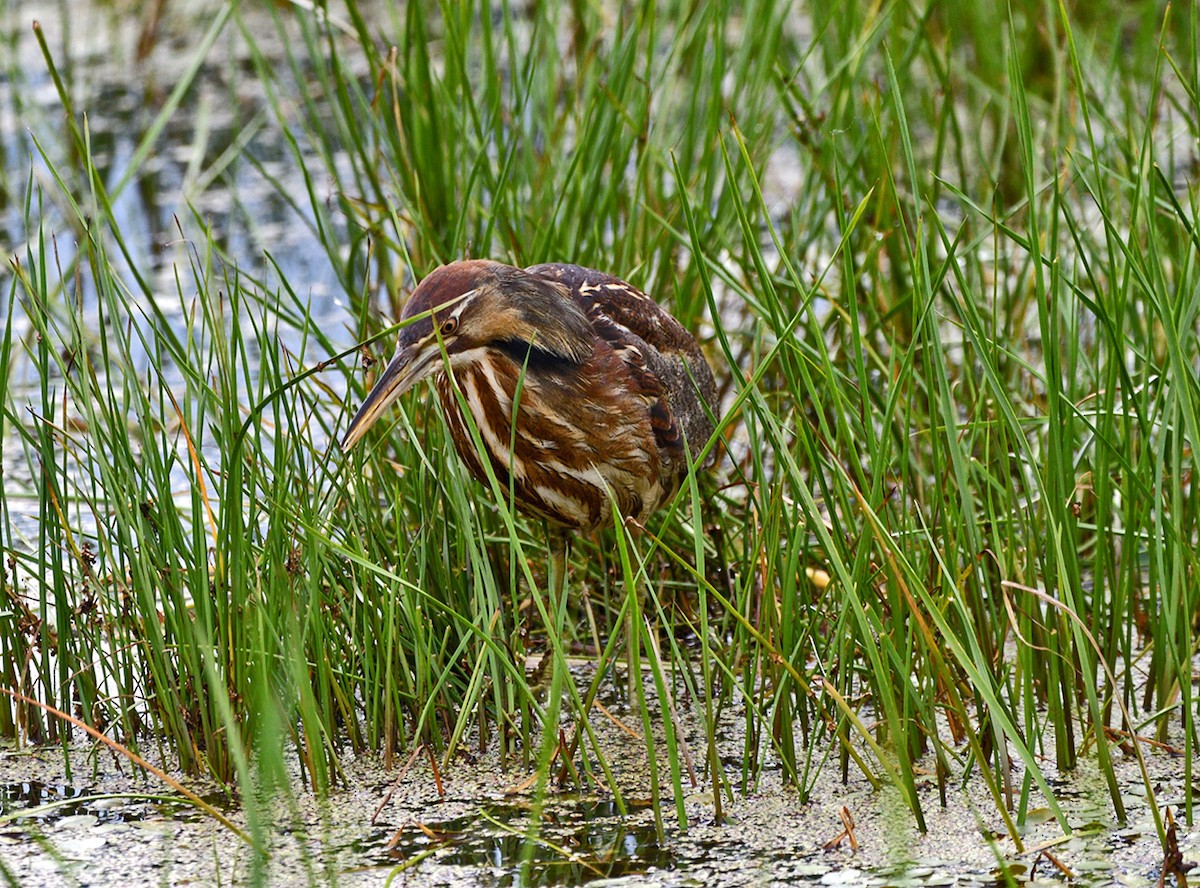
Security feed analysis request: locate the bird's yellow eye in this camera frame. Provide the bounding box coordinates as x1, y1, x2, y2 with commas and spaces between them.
440, 317, 458, 336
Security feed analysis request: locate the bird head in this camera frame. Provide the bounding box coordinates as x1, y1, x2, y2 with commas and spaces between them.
341, 259, 593, 452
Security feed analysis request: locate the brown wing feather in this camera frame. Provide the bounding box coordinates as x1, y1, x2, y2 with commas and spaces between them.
526, 263, 718, 471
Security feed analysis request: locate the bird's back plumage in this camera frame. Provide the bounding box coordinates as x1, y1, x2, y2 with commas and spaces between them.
526, 263, 718, 480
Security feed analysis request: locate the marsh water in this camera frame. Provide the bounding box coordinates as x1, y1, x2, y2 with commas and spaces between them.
1, 693, 1194, 888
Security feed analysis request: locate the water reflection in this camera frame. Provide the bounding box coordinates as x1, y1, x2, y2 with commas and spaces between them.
0, 0, 348, 352
369, 797, 677, 886
0, 779, 211, 828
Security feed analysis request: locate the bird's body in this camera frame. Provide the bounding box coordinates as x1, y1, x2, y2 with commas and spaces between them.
342, 260, 717, 532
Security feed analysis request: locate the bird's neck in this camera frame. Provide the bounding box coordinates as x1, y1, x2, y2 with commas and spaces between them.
492, 337, 585, 374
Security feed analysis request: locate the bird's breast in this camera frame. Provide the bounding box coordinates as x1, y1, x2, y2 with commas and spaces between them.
433, 348, 666, 531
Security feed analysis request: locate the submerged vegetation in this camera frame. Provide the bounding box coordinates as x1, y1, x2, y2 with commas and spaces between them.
1, 0, 1197, 867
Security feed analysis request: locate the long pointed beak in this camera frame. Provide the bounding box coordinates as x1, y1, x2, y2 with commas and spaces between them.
341, 341, 440, 452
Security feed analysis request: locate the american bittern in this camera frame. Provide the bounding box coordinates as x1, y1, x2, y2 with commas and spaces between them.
342, 260, 717, 611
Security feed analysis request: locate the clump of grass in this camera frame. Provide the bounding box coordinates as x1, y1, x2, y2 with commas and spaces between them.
1, 0, 1197, 853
